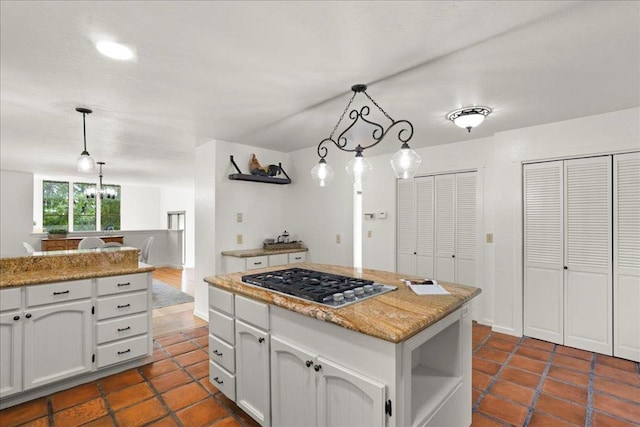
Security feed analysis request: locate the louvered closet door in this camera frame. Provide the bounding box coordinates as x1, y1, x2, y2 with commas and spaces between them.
397, 179, 416, 275
455, 172, 477, 286
415, 176, 435, 279
614, 152, 640, 361
564, 157, 612, 355
435, 174, 456, 282
524, 161, 564, 344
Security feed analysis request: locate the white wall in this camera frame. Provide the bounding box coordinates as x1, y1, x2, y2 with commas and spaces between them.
120, 185, 163, 230
1, 170, 35, 257
160, 186, 195, 267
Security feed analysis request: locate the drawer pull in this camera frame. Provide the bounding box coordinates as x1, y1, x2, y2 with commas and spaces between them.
213, 350, 223, 356
13, 315, 20, 321
295, 257, 302, 260
25, 314, 32, 319
258, 337, 265, 343
117, 349, 131, 355
213, 376, 224, 385
53, 290, 70, 295
253, 261, 263, 265
117, 326, 131, 332
117, 282, 131, 287
117, 304, 131, 309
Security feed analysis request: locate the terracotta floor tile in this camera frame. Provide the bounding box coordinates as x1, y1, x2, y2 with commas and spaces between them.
552, 354, 592, 372
593, 393, 640, 424
52, 398, 108, 427
594, 377, 640, 403
473, 356, 502, 376
200, 377, 221, 394
473, 323, 492, 334
140, 358, 180, 379
491, 332, 520, 343
499, 366, 541, 389
186, 360, 210, 379
556, 345, 593, 361
596, 354, 639, 373
153, 347, 171, 362
472, 388, 482, 406
155, 333, 188, 347
470, 413, 505, 426
472, 369, 494, 390
213, 417, 243, 427
99, 369, 145, 394
175, 397, 228, 427
473, 331, 491, 343
174, 349, 209, 367
546, 365, 590, 387
164, 340, 198, 357
515, 345, 551, 362
592, 410, 639, 427
490, 379, 536, 407
508, 354, 547, 374
477, 394, 528, 426
145, 416, 180, 427
484, 336, 517, 353
19, 416, 48, 427
150, 369, 192, 393
595, 364, 640, 387
542, 378, 588, 404
0, 397, 48, 427
161, 382, 209, 411
534, 393, 586, 425
114, 397, 167, 427
193, 335, 209, 348
51, 382, 101, 412
521, 337, 556, 352
527, 411, 578, 426
80, 415, 117, 427
106, 382, 154, 411
475, 347, 511, 364
183, 326, 208, 339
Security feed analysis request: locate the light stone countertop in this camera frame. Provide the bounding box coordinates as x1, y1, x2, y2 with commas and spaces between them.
204, 263, 481, 343
221, 247, 309, 257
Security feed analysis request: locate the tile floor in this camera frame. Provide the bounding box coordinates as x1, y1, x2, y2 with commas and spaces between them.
1, 323, 638, 426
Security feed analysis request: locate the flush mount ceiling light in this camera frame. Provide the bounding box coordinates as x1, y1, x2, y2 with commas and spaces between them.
96, 40, 134, 61
447, 106, 492, 133
311, 84, 421, 187
86, 162, 118, 199
76, 107, 95, 173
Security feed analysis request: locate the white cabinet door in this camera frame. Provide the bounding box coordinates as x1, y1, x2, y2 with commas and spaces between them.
316, 356, 386, 427
0, 312, 22, 398
271, 336, 317, 427
614, 152, 640, 361
23, 299, 93, 390
235, 320, 270, 426
564, 157, 612, 355
397, 179, 416, 275
416, 176, 434, 279
435, 174, 455, 282
524, 161, 564, 344
455, 172, 477, 286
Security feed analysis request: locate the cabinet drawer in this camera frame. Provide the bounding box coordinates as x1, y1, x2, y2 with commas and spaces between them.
245, 256, 268, 270
209, 309, 234, 344
268, 253, 288, 267
96, 335, 149, 368
210, 361, 235, 401
209, 334, 235, 373
26, 280, 92, 307
209, 286, 234, 315
235, 295, 269, 330
288, 252, 307, 264
97, 291, 147, 320
0, 287, 21, 311
97, 273, 148, 296
97, 313, 148, 344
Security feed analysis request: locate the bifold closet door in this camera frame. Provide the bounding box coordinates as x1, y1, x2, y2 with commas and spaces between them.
614, 152, 640, 361
396, 180, 415, 276
524, 161, 564, 344
455, 173, 477, 286
563, 157, 612, 355
415, 177, 434, 279
435, 174, 455, 282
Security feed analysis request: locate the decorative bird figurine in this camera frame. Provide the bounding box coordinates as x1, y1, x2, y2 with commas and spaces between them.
250, 154, 282, 177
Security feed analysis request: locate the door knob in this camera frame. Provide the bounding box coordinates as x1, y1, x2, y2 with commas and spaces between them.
305, 360, 313, 367
314, 364, 322, 372
258, 337, 265, 343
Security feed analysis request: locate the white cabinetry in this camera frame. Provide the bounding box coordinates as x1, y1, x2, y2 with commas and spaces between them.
288, 252, 306, 264
236, 320, 270, 426
208, 286, 236, 401
0, 288, 22, 398
222, 251, 309, 273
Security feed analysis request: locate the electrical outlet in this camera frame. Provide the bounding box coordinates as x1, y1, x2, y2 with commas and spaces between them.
486, 233, 493, 243
368, 230, 372, 238
336, 234, 341, 244
236, 212, 243, 223
237, 234, 243, 244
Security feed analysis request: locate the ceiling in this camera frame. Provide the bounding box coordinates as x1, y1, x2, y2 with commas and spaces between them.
1, 1, 638, 187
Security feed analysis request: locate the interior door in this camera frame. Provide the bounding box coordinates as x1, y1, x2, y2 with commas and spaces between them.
397, 179, 416, 275
563, 156, 612, 354
415, 176, 434, 279
435, 174, 455, 282
523, 161, 564, 344
455, 172, 477, 286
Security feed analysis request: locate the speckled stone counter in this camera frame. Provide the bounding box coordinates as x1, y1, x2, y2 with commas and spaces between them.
0, 247, 154, 287
204, 262, 481, 343
221, 247, 308, 257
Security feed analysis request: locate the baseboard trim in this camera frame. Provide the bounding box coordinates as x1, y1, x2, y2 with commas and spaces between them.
492, 325, 520, 338
193, 308, 208, 322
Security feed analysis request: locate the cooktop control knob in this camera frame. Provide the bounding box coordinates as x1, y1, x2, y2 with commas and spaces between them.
332, 293, 344, 303
363, 285, 373, 293
354, 287, 364, 296
372, 284, 382, 292
344, 290, 355, 300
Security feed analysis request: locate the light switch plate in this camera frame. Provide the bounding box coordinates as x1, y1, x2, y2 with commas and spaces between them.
336, 234, 341, 244
486, 233, 493, 243
237, 234, 243, 244
236, 213, 243, 222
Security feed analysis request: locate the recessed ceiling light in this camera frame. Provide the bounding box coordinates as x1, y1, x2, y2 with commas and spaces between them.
96, 40, 135, 61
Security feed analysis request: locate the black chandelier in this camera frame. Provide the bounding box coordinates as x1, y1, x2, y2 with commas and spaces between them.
311, 84, 421, 187
86, 162, 117, 199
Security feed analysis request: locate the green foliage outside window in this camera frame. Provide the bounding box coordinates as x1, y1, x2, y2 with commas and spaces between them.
43, 181, 69, 231
101, 185, 121, 230
73, 183, 96, 231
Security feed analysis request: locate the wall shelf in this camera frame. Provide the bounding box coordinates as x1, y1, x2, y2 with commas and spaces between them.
228, 155, 291, 185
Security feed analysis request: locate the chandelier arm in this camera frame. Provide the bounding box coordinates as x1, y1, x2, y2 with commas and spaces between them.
329, 91, 357, 140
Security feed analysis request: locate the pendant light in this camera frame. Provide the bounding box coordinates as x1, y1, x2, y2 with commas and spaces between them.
76, 107, 95, 172
311, 84, 420, 187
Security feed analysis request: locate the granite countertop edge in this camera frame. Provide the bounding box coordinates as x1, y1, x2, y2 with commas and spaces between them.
1, 264, 155, 288
221, 247, 309, 257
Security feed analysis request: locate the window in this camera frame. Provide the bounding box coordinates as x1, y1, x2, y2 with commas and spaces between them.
43, 181, 69, 231
101, 185, 121, 230
73, 183, 96, 231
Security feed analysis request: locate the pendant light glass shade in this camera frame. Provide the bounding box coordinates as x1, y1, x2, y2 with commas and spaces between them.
390, 142, 422, 179
310, 159, 334, 187
345, 153, 373, 185
76, 107, 95, 172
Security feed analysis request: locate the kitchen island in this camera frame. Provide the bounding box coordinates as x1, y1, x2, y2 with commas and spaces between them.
0, 247, 154, 409
205, 263, 481, 427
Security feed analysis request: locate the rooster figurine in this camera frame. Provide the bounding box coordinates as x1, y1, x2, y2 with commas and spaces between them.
249, 154, 281, 177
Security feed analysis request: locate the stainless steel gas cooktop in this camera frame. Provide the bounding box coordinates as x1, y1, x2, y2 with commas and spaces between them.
241, 267, 397, 308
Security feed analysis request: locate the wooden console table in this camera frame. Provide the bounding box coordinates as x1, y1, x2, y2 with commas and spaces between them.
41, 236, 124, 251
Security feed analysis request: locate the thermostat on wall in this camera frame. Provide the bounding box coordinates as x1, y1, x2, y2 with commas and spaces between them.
377, 211, 388, 219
